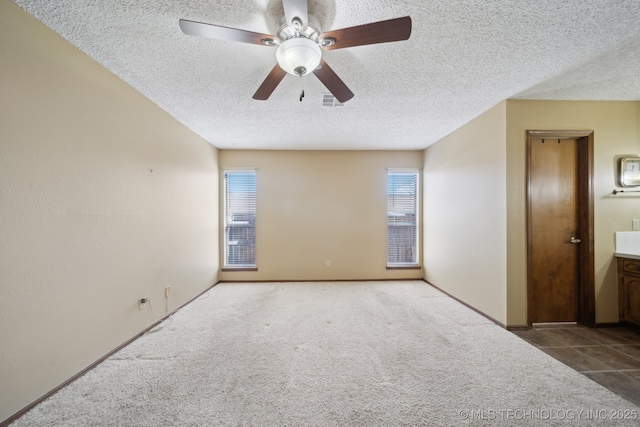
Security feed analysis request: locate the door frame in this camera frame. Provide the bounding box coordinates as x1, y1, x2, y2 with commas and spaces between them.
526, 130, 595, 327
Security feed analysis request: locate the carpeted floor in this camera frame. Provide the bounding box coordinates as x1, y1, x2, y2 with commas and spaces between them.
12, 281, 640, 426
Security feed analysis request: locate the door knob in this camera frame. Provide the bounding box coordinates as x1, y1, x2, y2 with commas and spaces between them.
570, 237, 581, 243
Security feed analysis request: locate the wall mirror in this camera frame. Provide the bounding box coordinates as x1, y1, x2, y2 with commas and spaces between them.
619, 156, 640, 187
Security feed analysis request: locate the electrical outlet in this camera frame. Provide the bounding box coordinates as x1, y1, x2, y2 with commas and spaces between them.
139, 296, 149, 310
325, 260, 331, 268
633, 219, 640, 231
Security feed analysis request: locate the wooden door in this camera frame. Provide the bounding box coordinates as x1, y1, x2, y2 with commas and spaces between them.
529, 137, 579, 322
526, 131, 595, 326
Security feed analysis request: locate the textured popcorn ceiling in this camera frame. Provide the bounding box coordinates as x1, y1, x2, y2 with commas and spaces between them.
13, 0, 640, 150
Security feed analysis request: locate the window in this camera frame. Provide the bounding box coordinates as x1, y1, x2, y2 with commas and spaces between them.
387, 169, 420, 267
223, 170, 256, 269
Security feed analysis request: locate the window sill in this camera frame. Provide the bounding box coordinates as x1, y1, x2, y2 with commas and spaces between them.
222, 267, 258, 272
386, 265, 422, 270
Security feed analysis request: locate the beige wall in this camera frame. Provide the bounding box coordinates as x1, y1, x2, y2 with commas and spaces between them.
4, 0, 639, 421
219, 150, 423, 281
424, 100, 640, 327
0, 2, 219, 422
506, 100, 640, 325
423, 102, 508, 324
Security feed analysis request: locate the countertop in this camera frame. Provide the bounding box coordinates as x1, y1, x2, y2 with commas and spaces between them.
615, 252, 640, 261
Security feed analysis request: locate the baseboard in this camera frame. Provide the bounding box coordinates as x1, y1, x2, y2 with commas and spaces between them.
1, 281, 220, 427
422, 279, 507, 329
506, 322, 629, 331
595, 322, 624, 328
506, 324, 531, 331
507, 322, 631, 331
219, 278, 423, 283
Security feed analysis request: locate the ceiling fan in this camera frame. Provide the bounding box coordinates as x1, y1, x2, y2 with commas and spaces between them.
179, 0, 411, 103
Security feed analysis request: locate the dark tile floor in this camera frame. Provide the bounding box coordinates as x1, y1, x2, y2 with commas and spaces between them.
512, 325, 640, 406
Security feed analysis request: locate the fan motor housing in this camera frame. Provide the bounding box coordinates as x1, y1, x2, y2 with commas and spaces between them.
277, 15, 320, 43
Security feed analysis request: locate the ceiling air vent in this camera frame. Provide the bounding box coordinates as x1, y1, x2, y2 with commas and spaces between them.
322, 93, 344, 107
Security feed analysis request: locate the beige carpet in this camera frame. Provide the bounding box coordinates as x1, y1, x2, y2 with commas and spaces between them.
13, 281, 640, 426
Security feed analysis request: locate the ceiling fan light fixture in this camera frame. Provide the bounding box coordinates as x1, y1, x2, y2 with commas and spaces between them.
276, 37, 321, 76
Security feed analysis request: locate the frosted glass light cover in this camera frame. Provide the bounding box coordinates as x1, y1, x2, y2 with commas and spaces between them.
276, 37, 321, 76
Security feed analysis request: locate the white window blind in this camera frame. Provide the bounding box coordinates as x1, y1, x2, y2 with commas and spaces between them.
223, 170, 256, 268
387, 169, 419, 266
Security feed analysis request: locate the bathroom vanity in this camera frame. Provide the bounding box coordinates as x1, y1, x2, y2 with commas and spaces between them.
616, 255, 640, 327
615, 232, 640, 327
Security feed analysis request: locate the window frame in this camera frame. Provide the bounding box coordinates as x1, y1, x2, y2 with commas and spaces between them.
222, 169, 257, 271
386, 168, 421, 269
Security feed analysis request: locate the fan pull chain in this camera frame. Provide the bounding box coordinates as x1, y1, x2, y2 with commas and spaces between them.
299, 75, 305, 102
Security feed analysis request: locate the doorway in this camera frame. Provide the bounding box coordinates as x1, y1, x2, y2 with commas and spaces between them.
526, 130, 595, 327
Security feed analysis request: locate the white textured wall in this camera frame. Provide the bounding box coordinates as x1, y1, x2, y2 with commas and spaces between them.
0, 2, 219, 422
423, 102, 508, 325
219, 150, 424, 281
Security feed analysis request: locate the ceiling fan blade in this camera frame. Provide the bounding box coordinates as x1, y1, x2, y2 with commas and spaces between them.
179, 19, 277, 46
253, 65, 288, 100
282, 0, 308, 30
319, 16, 411, 50
312, 59, 354, 103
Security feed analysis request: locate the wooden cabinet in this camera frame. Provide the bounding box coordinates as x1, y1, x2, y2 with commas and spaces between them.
617, 257, 640, 327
